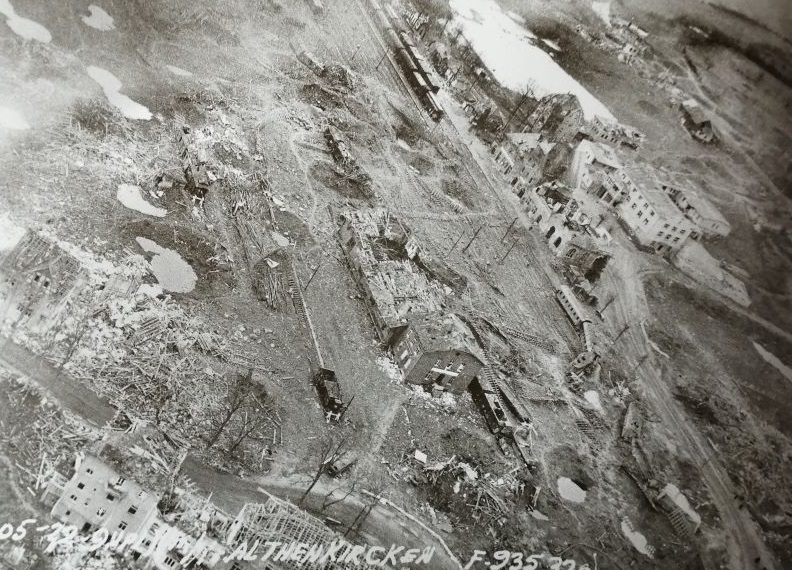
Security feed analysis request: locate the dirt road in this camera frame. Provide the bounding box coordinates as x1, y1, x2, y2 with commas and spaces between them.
603, 257, 777, 570
0, 335, 116, 427
181, 456, 463, 570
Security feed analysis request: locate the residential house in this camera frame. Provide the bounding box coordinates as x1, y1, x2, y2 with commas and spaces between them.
521, 93, 586, 143
0, 230, 86, 333
616, 164, 699, 253
390, 312, 484, 394
665, 184, 731, 237
681, 99, 715, 143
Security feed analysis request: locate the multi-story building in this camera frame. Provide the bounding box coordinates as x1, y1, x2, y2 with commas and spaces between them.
567, 139, 623, 195
616, 165, 699, 254
665, 185, 731, 237
390, 312, 484, 394
47, 454, 159, 537
0, 230, 86, 333
494, 134, 574, 196
584, 115, 645, 150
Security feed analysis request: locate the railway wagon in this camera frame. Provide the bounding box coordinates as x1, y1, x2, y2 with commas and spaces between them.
555, 285, 590, 328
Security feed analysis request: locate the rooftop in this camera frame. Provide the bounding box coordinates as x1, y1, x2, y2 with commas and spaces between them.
409, 312, 485, 364
580, 139, 623, 170
623, 163, 686, 219
682, 99, 710, 125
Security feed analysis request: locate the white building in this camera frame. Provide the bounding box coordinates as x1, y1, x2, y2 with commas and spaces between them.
567, 140, 623, 198
665, 185, 731, 237
616, 165, 699, 254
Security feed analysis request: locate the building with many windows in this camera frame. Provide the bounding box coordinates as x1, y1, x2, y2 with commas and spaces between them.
616, 165, 699, 254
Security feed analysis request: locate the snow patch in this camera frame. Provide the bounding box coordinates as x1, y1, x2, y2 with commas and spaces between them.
0, 106, 30, 130
117, 184, 167, 217
449, 0, 615, 120
82, 5, 115, 31
592, 2, 611, 26
584, 390, 602, 411
165, 65, 193, 77
86, 66, 152, 121
660, 483, 701, 526
135, 237, 197, 293
0, 215, 25, 251
271, 231, 290, 247
621, 518, 653, 557
0, 1, 52, 43
557, 477, 586, 503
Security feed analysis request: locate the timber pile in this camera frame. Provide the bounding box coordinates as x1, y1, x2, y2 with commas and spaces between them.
252, 257, 289, 311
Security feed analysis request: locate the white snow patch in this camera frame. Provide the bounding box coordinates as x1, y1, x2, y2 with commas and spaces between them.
621, 518, 653, 557
660, 483, 702, 526
165, 65, 193, 77
137, 283, 163, 298
271, 231, 290, 247
0, 1, 51, 43
542, 38, 561, 51
117, 184, 167, 217
557, 477, 586, 503
753, 342, 792, 385
396, 138, 411, 150
82, 5, 114, 31
135, 237, 197, 293
0, 106, 30, 130
449, 0, 614, 120
86, 66, 152, 121
584, 390, 602, 411
0, 215, 25, 251
592, 2, 611, 26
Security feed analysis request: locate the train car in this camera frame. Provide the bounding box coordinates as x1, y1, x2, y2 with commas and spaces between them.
555, 285, 590, 328
410, 71, 429, 94
424, 91, 445, 121
385, 27, 401, 49
395, 47, 417, 73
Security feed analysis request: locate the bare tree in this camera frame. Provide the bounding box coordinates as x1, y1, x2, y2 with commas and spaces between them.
205, 369, 271, 450
298, 429, 355, 507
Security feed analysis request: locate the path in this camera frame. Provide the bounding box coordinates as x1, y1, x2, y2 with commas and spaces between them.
0, 335, 116, 427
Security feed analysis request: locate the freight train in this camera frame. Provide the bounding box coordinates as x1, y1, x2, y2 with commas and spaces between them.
373, 3, 445, 120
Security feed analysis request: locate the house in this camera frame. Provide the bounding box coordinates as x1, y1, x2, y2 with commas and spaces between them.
338, 209, 445, 345
664, 183, 730, 237
584, 115, 645, 150
615, 164, 699, 254
567, 139, 623, 194
521, 93, 586, 143
47, 454, 159, 538
390, 312, 484, 394
0, 230, 86, 333
681, 99, 716, 143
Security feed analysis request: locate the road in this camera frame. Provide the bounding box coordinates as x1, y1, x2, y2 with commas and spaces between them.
0, 335, 462, 570
0, 335, 116, 427
603, 256, 777, 570
182, 456, 463, 570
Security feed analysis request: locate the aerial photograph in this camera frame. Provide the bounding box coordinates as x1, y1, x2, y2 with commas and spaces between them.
0, 0, 790, 568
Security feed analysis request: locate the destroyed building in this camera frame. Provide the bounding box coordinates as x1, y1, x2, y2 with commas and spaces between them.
226, 493, 361, 570
494, 133, 573, 195
338, 209, 444, 346
680, 99, 716, 143
0, 230, 86, 333
567, 139, 624, 204
616, 164, 700, 254
665, 183, 731, 237
390, 312, 484, 395
521, 93, 586, 143
584, 115, 645, 150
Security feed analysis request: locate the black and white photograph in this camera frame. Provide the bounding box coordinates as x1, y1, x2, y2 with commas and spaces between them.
0, 0, 790, 568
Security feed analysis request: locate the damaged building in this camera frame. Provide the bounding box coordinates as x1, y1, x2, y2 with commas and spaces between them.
0, 230, 86, 333
567, 139, 624, 205
390, 312, 484, 395
680, 99, 716, 143
584, 115, 645, 150
665, 183, 731, 237
520, 93, 586, 143
494, 133, 574, 195
521, 182, 610, 276
338, 209, 443, 346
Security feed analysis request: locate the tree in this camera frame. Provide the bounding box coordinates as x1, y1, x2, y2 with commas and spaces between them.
205, 369, 272, 453
298, 429, 355, 507
585, 255, 610, 284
